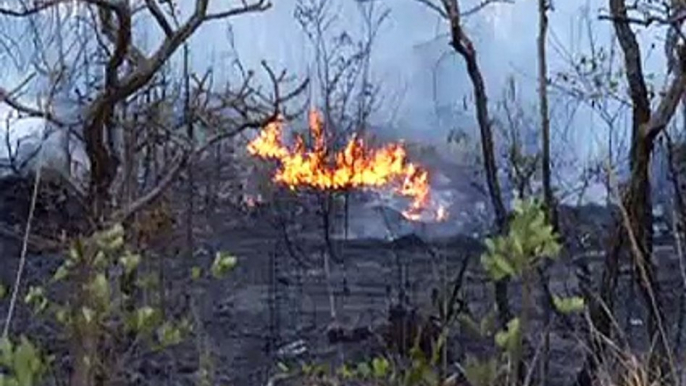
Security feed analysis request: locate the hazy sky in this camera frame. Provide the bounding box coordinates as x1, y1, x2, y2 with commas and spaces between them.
0, 0, 674, 196
177, 0, 665, 160
1, 0, 663, 138
179, 0, 673, 205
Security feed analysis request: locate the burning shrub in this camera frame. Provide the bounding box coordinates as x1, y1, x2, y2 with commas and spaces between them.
247, 110, 447, 222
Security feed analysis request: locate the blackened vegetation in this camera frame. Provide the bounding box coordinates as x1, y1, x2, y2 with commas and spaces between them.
0, 171, 88, 248
382, 303, 445, 359
0, 153, 684, 386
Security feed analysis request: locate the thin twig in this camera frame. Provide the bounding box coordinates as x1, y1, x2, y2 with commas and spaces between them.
674, 206, 686, 302
523, 323, 551, 386
3, 147, 43, 338
606, 163, 677, 383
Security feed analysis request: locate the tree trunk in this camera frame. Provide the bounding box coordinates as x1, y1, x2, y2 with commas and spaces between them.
446, 8, 511, 327
184, 45, 195, 259
84, 97, 119, 223
581, 1, 686, 381
537, 5, 556, 379
577, 1, 686, 383
537, 0, 557, 231
625, 135, 669, 375
70, 255, 99, 386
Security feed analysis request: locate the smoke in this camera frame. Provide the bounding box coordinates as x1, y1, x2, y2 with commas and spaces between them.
336, 188, 490, 241
1, 0, 671, 238
0, 105, 88, 179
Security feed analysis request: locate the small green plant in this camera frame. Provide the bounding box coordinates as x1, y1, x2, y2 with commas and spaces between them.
462, 356, 501, 386
477, 199, 566, 386
196, 342, 215, 386
271, 200, 584, 386
21, 224, 238, 385
552, 295, 585, 314
211, 252, 237, 279
402, 347, 441, 386
290, 356, 395, 386
481, 200, 561, 282
0, 336, 50, 386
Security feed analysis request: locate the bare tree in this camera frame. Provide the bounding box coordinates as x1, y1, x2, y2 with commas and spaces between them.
288, 0, 389, 352
549, 6, 631, 205
538, 0, 557, 230
416, 0, 512, 328
496, 77, 540, 201
0, 2, 308, 385
609, 1, 685, 377
568, 0, 686, 382
0, 0, 305, 228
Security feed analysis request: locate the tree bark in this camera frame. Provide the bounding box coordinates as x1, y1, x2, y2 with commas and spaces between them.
582, 1, 686, 382
443, 0, 511, 326
537, 2, 554, 383
537, 0, 557, 231
84, 98, 119, 222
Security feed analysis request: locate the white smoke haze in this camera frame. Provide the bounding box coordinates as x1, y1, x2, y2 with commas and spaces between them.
0, 0, 672, 238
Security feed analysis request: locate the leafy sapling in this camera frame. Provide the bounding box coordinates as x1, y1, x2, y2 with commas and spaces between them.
0, 336, 50, 386
17, 223, 239, 384
480, 199, 562, 385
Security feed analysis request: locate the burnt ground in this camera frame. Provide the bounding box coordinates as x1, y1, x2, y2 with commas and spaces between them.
0, 171, 684, 386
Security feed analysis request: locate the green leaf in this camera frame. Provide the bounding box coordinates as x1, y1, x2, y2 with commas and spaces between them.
421, 367, 439, 386
312, 364, 326, 377
372, 357, 389, 378
513, 198, 526, 214
157, 321, 184, 347
92, 251, 107, 269
494, 330, 507, 349
463, 356, 498, 386
512, 236, 524, 258
191, 267, 202, 280
23, 287, 47, 314
481, 253, 515, 281
68, 243, 82, 263
405, 365, 423, 386
553, 295, 585, 314
482, 199, 561, 281
23, 287, 42, 305
81, 307, 95, 324
14, 336, 43, 386
277, 362, 289, 373
97, 224, 125, 251
479, 310, 497, 336
51, 264, 70, 283
211, 252, 237, 279
301, 363, 312, 376
0, 284, 6, 300
55, 307, 69, 325
356, 362, 371, 379
484, 238, 496, 253
337, 364, 354, 379
457, 314, 482, 337
495, 317, 521, 354
0, 337, 13, 367
89, 274, 110, 306
136, 273, 159, 290
129, 306, 160, 334
119, 253, 141, 275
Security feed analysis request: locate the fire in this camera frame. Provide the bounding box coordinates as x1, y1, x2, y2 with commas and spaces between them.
247, 110, 446, 221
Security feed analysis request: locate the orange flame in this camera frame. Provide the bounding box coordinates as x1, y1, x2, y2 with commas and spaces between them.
247, 110, 446, 221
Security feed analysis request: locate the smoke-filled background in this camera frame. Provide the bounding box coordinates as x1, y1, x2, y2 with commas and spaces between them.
1, 0, 668, 203
1, 2, 686, 386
